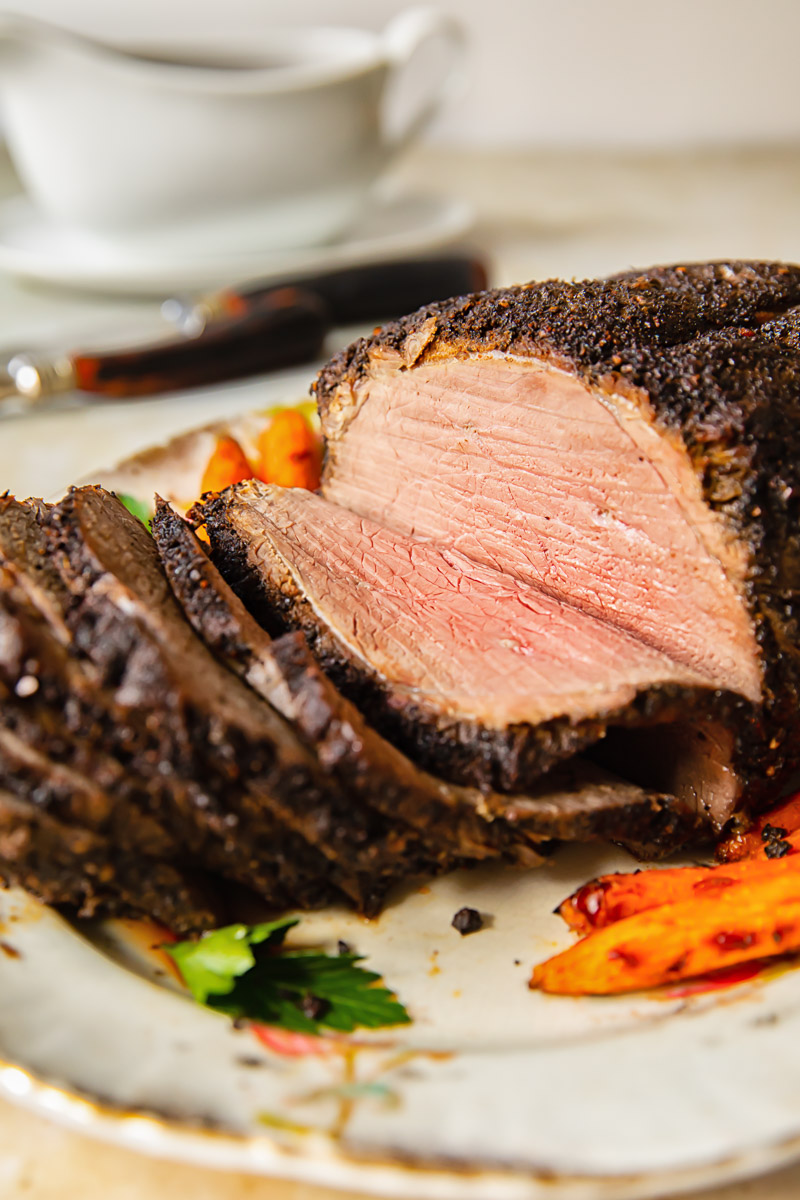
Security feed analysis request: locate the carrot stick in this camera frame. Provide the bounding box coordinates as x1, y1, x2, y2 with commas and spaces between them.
200, 435, 254, 495
717, 790, 800, 863
256, 410, 321, 491
558, 837, 800, 935
531, 863, 800, 995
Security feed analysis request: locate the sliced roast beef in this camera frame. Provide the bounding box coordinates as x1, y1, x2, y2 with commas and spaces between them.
0, 495, 72, 645
0, 506, 346, 910
151, 497, 544, 864
0, 586, 330, 912
0, 725, 178, 858
165, 494, 697, 852
199, 481, 744, 825
44, 486, 458, 911
0, 788, 221, 932
4, 260, 800, 931
318, 356, 759, 704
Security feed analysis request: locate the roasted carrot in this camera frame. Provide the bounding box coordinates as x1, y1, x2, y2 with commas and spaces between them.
558, 838, 800, 935
717, 789, 800, 863
200, 435, 254, 495
256, 409, 321, 491
532, 863, 800, 995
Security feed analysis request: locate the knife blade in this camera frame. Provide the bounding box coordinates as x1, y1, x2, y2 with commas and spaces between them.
0, 255, 488, 417
0, 287, 328, 417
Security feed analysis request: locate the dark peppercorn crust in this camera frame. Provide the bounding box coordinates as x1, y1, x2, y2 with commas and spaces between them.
314, 261, 800, 817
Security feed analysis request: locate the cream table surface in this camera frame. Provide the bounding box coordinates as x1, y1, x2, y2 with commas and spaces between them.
2, 142, 800, 1198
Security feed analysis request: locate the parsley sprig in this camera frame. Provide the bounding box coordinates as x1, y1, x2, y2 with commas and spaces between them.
165, 918, 411, 1034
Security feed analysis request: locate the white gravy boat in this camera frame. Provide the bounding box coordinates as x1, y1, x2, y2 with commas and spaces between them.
0, 9, 463, 253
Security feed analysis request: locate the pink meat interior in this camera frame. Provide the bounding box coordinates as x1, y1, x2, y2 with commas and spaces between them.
235, 486, 712, 729
322, 355, 761, 703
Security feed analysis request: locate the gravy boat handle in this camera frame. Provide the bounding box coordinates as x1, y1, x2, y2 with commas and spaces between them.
379, 8, 465, 156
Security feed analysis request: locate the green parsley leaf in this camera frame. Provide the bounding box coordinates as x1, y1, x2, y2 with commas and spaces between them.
166, 918, 298, 1004
165, 920, 411, 1034
118, 493, 153, 530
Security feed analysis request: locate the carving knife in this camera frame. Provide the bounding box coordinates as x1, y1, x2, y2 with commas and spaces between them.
0, 255, 488, 417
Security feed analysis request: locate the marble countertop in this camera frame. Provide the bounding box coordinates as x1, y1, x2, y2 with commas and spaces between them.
2, 141, 800, 1199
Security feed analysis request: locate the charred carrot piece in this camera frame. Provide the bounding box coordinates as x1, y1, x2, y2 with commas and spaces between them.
532, 863, 800, 995
200, 435, 254, 495
717, 790, 800, 863
257, 409, 321, 491
558, 836, 800, 935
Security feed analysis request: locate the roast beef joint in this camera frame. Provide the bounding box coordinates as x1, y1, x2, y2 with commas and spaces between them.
3, 260, 800, 928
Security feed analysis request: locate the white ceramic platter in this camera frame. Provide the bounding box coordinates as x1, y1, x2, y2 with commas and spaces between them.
3, 411, 800, 1199
0, 191, 472, 295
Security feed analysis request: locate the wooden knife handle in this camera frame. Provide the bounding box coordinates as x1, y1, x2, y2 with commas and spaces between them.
72, 288, 327, 399
210, 255, 490, 327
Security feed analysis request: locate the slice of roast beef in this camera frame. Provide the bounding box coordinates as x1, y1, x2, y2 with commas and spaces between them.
490, 759, 698, 858
0, 495, 72, 645
317, 352, 760, 704
151, 498, 545, 864
165, 495, 699, 853
0, 587, 327, 911
0, 788, 221, 932
44, 486, 454, 911
0, 725, 178, 858
298, 261, 800, 824
199, 481, 744, 829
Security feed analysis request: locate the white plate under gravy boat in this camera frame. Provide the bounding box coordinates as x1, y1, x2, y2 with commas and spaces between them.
4, 410, 800, 1200
0, 191, 473, 295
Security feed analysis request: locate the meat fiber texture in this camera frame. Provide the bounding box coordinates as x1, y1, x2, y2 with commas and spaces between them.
201, 261, 800, 839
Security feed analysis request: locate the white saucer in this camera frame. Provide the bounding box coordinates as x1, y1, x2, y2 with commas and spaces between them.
0, 191, 474, 295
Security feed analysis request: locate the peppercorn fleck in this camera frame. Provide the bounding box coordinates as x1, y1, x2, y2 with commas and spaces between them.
762, 824, 789, 841
765, 839, 792, 859
452, 907, 483, 935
